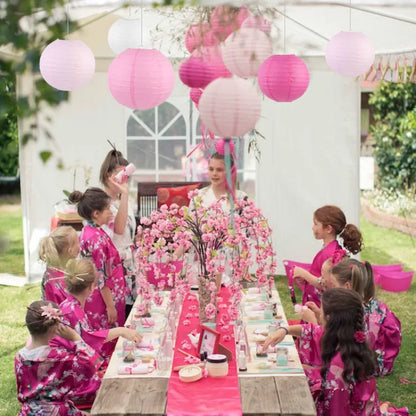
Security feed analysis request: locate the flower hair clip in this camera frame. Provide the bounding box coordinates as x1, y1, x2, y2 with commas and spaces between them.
40, 303, 63, 322
354, 330, 366, 343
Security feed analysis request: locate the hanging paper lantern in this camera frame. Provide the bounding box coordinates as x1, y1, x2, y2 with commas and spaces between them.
215, 137, 235, 155
222, 28, 273, 78
199, 77, 261, 137
107, 18, 151, 55
325, 31, 375, 77
39, 39, 95, 91
185, 23, 219, 53
241, 15, 271, 34
258, 54, 310, 102
193, 46, 232, 81
190, 88, 203, 107
210, 6, 250, 41
108, 48, 175, 110
179, 57, 212, 88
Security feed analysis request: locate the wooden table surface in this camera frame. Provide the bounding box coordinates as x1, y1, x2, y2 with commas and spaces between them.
91, 374, 316, 416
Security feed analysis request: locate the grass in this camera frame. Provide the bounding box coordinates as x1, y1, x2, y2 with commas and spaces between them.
0, 205, 415, 415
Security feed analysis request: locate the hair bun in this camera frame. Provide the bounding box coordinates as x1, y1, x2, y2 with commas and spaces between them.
68, 190, 83, 204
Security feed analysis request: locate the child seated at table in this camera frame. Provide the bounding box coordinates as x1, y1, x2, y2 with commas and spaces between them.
262, 288, 409, 416
15, 300, 102, 415
57, 258, 142, 367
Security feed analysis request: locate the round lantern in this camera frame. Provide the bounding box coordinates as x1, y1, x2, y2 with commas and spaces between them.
325, 31, 375, 77
107, 18, 151, 55
210, 6, 250, 41
222, 28, 273, 78
241, 15, 271, 34
190, 88, 203, 107
199, 77, 261, 137
185, 23, 219, 53
193, 46, 232, 81
258, 54, 310, 102
108, 48, 175, 110
39, 39, 95, 91
179, 57, 212, 88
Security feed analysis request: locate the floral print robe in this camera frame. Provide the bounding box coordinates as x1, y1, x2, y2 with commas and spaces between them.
364, 298, 402, 376
15, 340, 101, 415
80, 223, 126, 330
41, 267, 68, 305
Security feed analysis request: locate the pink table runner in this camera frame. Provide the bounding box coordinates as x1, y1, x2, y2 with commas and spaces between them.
166, 287, 242, 416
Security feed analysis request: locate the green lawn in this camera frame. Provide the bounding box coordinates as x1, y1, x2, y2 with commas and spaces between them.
0, 208, 415, 415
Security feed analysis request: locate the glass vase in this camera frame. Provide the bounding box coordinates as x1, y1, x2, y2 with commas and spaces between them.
198, 276, 217, 324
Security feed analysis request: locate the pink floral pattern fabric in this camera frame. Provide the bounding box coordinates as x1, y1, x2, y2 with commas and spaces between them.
303, 240, 344, 307
15, 340, 101, 415
364, 298, 402, 376
80, 223, 126, 330
41, 267, 68, 305
298, 323, 324, 367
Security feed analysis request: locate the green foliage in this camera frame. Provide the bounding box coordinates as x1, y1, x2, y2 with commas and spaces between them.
369, 82, 416, 190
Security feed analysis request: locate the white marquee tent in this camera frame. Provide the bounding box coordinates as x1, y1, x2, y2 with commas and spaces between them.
13, 0, 416, 281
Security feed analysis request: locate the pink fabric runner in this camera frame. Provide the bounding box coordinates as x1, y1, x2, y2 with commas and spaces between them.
166, 287, 242, 416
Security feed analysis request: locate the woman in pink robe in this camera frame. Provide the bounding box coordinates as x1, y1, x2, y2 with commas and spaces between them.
293, 205, 362, 307
69, 187, 126, 330
15, 300, 102, 416
264, 289, 409, 416
39, 226, 80, 305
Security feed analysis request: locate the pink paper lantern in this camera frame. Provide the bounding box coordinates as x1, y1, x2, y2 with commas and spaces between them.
185, 23, 219, 53
325, 31, 375, 77
190, 88, 203, 107
193, 46, 232, 81
210, 6, 251, 41
199, 77, 261, 138
179, 57, 212, 88
222, 28, 273, 78
39, 39, 95, 91
258, 54, 310, 102
108, 48, 175, 110
241, 15, 271, 34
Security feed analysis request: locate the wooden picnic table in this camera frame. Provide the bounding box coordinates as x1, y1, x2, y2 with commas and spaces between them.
91, 288, 316, 416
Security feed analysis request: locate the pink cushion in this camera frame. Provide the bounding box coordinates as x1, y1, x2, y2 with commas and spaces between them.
157, 183, 200, 208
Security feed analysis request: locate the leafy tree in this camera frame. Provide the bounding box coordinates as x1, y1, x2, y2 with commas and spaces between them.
369, 81, 416, 190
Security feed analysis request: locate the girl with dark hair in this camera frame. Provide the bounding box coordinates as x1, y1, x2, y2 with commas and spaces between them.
293, 205, 362, 307
263, 288, 409, 416
330, 258, 402, 377
15, 300, 101, 415
100, 148, 137, 318
69, 187, 126, 332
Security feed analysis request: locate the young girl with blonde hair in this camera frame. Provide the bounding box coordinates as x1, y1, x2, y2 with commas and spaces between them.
39, 226, 79, 304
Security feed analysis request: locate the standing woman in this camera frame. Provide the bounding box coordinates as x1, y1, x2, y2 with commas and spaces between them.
100, 148, 137, 317
69, 187, 126, 330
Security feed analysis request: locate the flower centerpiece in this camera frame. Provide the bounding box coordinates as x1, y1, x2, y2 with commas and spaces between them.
135, 191, 276, 323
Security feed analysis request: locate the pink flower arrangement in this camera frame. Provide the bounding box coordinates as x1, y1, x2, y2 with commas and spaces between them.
135, 193, 276, 318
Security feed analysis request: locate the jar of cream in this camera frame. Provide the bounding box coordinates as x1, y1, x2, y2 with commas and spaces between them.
206, 354, 228, 377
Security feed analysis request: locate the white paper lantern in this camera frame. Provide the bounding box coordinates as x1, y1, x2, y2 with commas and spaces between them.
40, 39, 95, 91
199, 77, 261, 137
222, 28, 272, 78
325, 31, 375, 77
108, 18, 150, 55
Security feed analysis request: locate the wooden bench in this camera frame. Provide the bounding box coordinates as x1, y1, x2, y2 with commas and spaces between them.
137, 181, 209, 218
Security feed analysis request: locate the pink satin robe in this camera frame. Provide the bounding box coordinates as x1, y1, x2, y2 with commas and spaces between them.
41, 266, 68, 305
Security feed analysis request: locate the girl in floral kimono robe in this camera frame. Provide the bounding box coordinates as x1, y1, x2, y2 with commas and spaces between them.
56, 259, 141, 366
69, 187, 126, 330
15, 300, 102, 415
292, 205, 362, 307
263, 289, 409, 416
39, 226, 80, 305
331, 259, 402, 376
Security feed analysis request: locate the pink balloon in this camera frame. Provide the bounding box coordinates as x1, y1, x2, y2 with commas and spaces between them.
40, 39, 95, 91
108, 48, 175, 110
199, 77, 261, 138
258, 54, 310, 102
210, 6, 251, 41
325, 31, 375, 77
241, 15, 271, 34
179, 57, 212, 88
